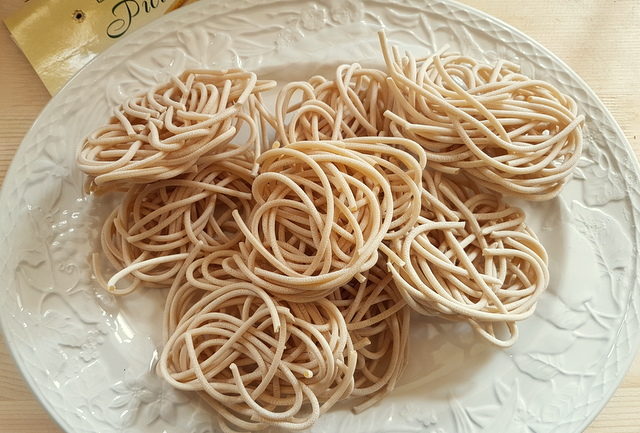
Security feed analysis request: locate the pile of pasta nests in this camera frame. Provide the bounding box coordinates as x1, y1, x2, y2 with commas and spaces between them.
76, 32, 583, 433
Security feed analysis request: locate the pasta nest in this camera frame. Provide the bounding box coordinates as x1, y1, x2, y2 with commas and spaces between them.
389, 170, 549, 347
159, 283, 356, 433
273, 63, 392, 144
233, 137, 425, 302
97, 156, 254, 295
78, 70, 274, 191
380, 33, 584, 200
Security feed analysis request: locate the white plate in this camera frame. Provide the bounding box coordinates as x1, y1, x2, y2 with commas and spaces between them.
1, 0, 638, 432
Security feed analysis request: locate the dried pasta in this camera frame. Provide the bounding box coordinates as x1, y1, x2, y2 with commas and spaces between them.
272, 64, 392, 145
78, 70, 275, 191
232, 137, 425, 302
96, 156, 254, 295
379, 32, 584, 200
388, 169, 549, 346
77, 31, 580, 431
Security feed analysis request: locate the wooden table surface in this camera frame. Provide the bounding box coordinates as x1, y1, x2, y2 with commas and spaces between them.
1, 1, 639, 432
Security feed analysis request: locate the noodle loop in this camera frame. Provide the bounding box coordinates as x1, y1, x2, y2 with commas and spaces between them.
78, 70, 275, 191
389, 170, 549, 346
379, 32, 584, 200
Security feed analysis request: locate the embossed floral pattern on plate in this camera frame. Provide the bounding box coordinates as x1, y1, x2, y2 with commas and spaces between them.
0, 1, 638, 432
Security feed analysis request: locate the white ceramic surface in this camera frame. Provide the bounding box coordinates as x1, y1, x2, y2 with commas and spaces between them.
1, 1, 638, 432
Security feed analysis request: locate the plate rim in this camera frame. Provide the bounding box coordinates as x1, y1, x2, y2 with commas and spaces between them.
0, 1, 638, 432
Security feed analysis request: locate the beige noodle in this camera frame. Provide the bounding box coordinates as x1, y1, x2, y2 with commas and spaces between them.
159, 279, 356, 433
329, 260, 410, 412
272, 64, 392, 145
77, 70, 275, 192
379, 31, 584, 201
79, 41, 566, 430
233, 138, 424, 302
388, 169, 549, 347
96, 156, 254, 295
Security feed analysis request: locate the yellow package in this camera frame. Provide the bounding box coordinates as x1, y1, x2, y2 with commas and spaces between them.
4, 0, 198, 94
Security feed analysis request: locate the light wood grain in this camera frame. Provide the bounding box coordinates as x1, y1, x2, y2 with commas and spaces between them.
0, 1, 639, 432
